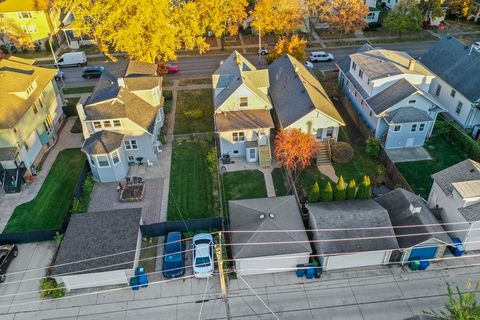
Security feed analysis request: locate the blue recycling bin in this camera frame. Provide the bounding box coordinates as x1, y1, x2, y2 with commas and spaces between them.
314, 266, 322, 278
135, 266, 149, 287
450, 238, 465, 257
129, 276, 140, 291
418, 260, 430, 271
305, 267, 315, 279
296, 264, 305, 278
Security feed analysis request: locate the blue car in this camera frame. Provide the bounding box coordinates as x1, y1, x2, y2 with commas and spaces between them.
162, 232, 185, 278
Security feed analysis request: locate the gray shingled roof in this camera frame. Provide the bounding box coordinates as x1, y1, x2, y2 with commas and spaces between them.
82, 130, 124, 155
458, 202, 480, 222
52, 209, 141, 276
229, 196, 311, 259
375, 188, 452, 248
384, 107, 433, 124
431, 159, 480, 196
84, 61, 161, 134
419, 36, 480, 102
307, 200, 399, 255
268, 54, 344, 128
0, 147, 17, 161
215, 110, 274, 131
345, 70, 369, 99
366, 79, 418, 114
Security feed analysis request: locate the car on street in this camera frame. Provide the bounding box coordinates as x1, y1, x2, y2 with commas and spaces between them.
82, 66, 105, 79
192, 233, 214, 278
162, 232, 185, 278
0, 245, 18, 283
309, 51, 334, 62
158, 63, 179, 74
473, 41, 480, 52
54, 70, 65, 81
304, 61, 314, 69
56, 52, 87, 68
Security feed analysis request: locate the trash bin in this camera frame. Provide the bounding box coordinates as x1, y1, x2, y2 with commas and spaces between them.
129, 276, 140, 291
449, 238, 465, 257
418, 260, 430, 271
135, 266, 145, 276
296, 264, 305, 278
306, 267, 315, 279
409, 260, 421, 271
314, 266, 322, 278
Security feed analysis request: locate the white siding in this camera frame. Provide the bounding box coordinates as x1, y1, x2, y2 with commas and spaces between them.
465, 221, 480, 251
324, 251, 390, 271
286, 110, 341, 141
236, 253, 310, 276
56, 269, 131, 291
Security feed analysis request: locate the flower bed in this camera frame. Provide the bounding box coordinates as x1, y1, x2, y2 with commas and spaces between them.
120, 183, 146, 202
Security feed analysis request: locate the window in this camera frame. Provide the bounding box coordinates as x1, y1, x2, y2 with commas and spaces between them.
97, 155, 110, 167
419, 123, 425, 132
113, 120, 121, 127
26, 81, 37, 95
369, 110, 372, 117
89, 155, 95, 167
358, 69, 363, 79
13, 128, 17, 134
23, 140, 29, 151
411, 124, 417, 132
451, 89, 456, 98
103, 120, 112, 128
128, 155, 135, 161
435, 84, 442, 97
239, 97, 248, 108
455, 101, 463, 115
326, 127, 334, 137
367, 78, 371, 85
408, 100, 416, 104
17, 12, 32, 19
37, 97, 45, 109
44, 115, 54, 135
112, 151, 120, 164
21, 25, 37, 33
232, 132, 245, 142
124, 139, 138, 150
393, 125, 401, 132
352, 61, 357, 71
32, 105, 38, 114
93, 121, 102, 129
354, 90, 357, 97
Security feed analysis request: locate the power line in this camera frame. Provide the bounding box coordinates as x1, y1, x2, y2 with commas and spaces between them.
237, 274, 279, 320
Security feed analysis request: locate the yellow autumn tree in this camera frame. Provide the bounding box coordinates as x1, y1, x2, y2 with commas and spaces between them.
328, 0, 369, 35
250, 0, 303, 35
447, 0, 473, 17
266, 35, 307, 63
305, 0, 332, 30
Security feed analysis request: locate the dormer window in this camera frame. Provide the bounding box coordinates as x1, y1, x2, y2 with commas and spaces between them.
17, 12, 32, 19
239, 97, 248, 108
26, 81, 37, 96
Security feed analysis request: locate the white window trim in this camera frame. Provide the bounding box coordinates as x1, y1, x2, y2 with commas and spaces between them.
393, 125, 401, 133
96, 154, 110, 167
112, 150, 121, 165
113, 120, 122, 128
17, 12, 32, 20
124, 139, 138, 150
419, 123, 425, 132
232, 131, 245, 142
89, 155, 96, 167
411, 124, 417, 133
239, 97, 248, 108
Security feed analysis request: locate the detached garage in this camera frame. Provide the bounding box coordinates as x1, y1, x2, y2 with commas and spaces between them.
229, 196, 312, 276
52, 209, 142, 291
375, 188, 451, 264
307, 200, 400, 271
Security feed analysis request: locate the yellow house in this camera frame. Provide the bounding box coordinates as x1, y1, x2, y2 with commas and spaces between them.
0, 0, 62, 49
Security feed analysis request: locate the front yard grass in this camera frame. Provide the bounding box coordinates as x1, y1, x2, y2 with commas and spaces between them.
174, 89, 214, 135
62, 86, 95, 95
168, 139, 220, 220
4, 149, 86, 233
271, 168, 289, 197
222, 170, 268, 202
179, 78, 212, 86
396, 134, 468, 199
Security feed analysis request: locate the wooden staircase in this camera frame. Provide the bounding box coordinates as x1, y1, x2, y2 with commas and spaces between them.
259, 140, 272, 168
316, 140, 331, 165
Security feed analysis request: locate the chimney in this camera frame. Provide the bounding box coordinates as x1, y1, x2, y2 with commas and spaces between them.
408, 59, 416, 71
409, 201, 421, 215
117, 77, 125, 88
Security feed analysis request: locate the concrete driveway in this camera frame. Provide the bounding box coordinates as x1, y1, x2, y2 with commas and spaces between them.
0, 242, 56, 315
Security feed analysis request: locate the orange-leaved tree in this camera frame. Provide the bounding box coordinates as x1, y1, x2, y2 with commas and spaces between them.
274, 129, 319, 177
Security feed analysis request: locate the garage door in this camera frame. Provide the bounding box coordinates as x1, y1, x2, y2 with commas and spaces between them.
409, 246, 437, 261
237, 254, 309, 276
325, 251, 388, 271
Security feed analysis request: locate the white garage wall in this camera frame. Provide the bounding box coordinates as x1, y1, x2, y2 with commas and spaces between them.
56, 269, 130, 291
465, 221, 480, 252
324, 251, 390, 271
236, 253, 310, 276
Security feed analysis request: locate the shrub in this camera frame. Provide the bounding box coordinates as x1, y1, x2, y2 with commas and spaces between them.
54, 232, 63, 248
357, 175, 371, 199
206, 147, 218, 175
71, 174, 95, 214
365, 136, 381, 159
163, 90, 173, 101
320, 181, 333, 202
346, 179, 357, 200
332, 142, 354, 164
39, 278, 65, 299
308, 182, 320, 202
435, 119, 480, 161
183, 109, 203, 119
334, 176, 346, 201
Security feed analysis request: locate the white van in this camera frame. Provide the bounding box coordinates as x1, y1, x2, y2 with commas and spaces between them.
56, 52, 87, 67
308, 51, 334, 62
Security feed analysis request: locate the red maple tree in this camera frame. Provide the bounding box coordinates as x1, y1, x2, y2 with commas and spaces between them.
274, 129, 319, 176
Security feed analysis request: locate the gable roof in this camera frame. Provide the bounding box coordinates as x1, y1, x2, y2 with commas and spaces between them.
268, 54, 344, 128
375, 188, 451, 248
384, 106, 433, 124
350, 49, 432, 80
81, 130, 124, 155
215, 110, 274, 131
458, 202, 480, 223
419, 36, 480, 102
52, 209, 141, 276
0, 0, 48, 12
212, 51, 271, 110
366, 79, 418, 114
307, 200, 399, 255
229, 196, 311, 259
431, 159, 480, 196
83, 60, 162, 134
0, 57, 56, 129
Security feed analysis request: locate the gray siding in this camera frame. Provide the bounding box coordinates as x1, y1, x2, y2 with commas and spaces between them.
90, 147, 128, 182
384, 121, 433, 149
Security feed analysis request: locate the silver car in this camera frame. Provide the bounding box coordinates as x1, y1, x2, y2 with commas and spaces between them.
192, 233, 214, 278
309, 51, 334, 62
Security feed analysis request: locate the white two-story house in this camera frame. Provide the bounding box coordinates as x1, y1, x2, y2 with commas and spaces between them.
419, 36, 480, 140
0, 56, 64, 193
77, 61, 164, 182
213, 51, 274, 167
337, 47, 446, 149
364, 0, 381, 23
427, 159, 480, 252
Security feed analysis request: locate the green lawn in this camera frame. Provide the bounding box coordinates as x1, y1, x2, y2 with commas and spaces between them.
179, 78, 212, 86
298, 165, 331, 200
62, 86, 95, 95
4, 149, 86, 233
396, 134, 468, 199
271, 168, 289, 196
174, 89, 214, 135
222, 170, 268, 202
168, 139, 220, 220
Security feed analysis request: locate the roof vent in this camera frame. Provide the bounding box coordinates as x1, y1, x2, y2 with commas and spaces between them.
259, 214, 265, 219
269, 213, 275, 219
470, 168, 475, 173
409, 202, 421, 215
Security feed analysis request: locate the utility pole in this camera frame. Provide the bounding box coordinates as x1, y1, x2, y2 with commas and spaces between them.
215, 232, 231, 320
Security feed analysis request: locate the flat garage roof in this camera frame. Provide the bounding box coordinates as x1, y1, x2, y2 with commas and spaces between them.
52, 208, 141, 276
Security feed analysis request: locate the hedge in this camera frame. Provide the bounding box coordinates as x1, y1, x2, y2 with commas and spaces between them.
436, 118, 480, 161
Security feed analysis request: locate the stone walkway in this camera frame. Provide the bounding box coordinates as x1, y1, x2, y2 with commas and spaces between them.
386, 147, 432, 163
318, 163, 339, 183
0, 117, 83, 231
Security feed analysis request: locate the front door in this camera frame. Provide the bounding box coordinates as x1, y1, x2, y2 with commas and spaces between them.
405, 138, 415, 148
316, 128, 323, 140
246, 148, 257, 163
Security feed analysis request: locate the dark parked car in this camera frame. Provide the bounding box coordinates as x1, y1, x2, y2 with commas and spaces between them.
162, 232, 185, 278
82, 66, 104, 79
0, 245, 18, 282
